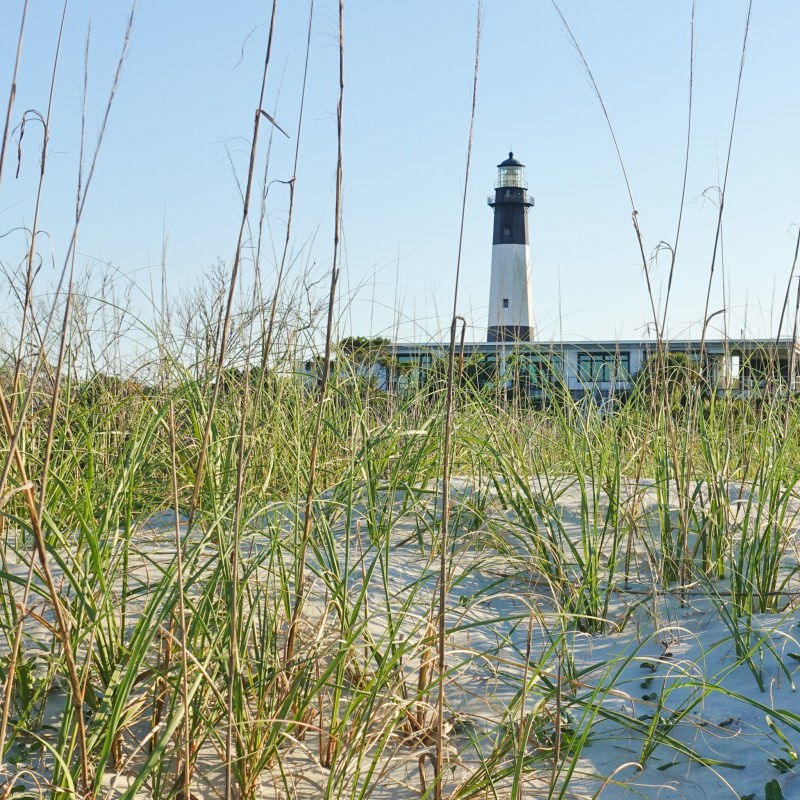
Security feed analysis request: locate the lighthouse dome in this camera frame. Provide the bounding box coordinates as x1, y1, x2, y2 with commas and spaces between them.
498, 152, 524, 168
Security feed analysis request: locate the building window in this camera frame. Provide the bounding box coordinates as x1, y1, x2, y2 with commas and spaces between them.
461, 354, 499, 390
503, 226, 511, 237
577, 351, 630, 383
502, 298, 509, 308
516, 355, 563, 388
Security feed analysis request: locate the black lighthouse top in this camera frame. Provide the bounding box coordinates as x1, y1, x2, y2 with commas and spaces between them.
498, 152, 524, 168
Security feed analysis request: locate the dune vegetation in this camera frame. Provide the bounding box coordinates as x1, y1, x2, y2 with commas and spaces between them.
2, 1, 800, 799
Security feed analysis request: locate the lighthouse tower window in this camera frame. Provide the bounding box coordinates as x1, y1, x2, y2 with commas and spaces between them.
503, 226, 510, 237
502, 298, 509, 308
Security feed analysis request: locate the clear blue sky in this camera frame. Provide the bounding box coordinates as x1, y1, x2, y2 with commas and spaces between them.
2, 0, 799, 349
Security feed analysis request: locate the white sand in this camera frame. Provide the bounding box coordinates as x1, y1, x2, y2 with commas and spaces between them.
3, 477, 799, 799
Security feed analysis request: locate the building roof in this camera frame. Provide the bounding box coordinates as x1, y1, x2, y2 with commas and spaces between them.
391, 338, 800, 357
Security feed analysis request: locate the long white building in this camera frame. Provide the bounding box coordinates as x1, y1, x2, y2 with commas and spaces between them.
387, 338, 799, 399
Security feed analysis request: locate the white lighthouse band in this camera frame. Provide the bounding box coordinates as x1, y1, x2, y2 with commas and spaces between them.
487, 152, 534, 343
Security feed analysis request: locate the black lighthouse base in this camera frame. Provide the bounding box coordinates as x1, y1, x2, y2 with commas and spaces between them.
488, 325, 532, 343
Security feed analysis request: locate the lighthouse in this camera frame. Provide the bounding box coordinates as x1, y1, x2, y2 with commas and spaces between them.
487, 153, 534, 342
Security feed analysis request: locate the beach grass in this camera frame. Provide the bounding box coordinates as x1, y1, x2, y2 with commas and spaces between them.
1, 324, 800, 799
